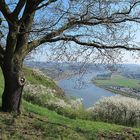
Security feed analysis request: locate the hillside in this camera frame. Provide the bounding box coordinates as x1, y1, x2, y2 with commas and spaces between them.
0, 68, 140, 140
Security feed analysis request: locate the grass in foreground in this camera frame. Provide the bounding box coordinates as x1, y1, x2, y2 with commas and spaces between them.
0, 101, 140, 140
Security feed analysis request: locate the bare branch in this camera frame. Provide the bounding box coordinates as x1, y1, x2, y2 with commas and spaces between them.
111, 1, 140, 16
35, 0, 58, 10
27, 20, 77, 53
0, 0, 13, 23
46, 35, 140, 51
12, 0, 26, 18
14, 1, 37, 54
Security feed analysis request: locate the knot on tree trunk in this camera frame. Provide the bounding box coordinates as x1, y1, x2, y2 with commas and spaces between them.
18, 76, 26, 86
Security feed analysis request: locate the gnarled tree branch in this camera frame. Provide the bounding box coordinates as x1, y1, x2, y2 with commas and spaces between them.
35, 0, 58, 10
26, 20, 77, 53
47, 35, 140, 51
28, 33, 140, 52
0, 0, 13, 24
12, 0, 26, 18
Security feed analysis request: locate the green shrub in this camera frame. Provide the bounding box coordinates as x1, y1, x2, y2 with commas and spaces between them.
47, 105, 92, 120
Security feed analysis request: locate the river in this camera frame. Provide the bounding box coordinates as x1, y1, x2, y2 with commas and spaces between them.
58, 72, 115, 108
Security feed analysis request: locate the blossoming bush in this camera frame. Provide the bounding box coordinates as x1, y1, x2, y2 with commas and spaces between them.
91, 95, 140, 127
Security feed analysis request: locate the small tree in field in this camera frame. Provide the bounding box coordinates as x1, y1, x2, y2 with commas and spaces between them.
0, 0, 140, 113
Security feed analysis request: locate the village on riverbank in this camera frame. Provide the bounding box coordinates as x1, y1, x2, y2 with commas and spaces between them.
93, 73, 140, 99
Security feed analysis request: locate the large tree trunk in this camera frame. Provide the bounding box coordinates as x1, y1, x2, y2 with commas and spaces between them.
1, 57, 25, 113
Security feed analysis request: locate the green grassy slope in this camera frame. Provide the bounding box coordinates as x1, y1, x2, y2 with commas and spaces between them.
93, 75, 140, 88
0, 68, 140, 140
23, 67, 64, 97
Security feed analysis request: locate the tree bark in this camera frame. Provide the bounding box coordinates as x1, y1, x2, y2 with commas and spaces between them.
1, 57, 25, 113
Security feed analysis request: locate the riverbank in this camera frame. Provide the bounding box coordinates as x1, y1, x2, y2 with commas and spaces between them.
92, 74, 140, 99
94, 84, 140, 99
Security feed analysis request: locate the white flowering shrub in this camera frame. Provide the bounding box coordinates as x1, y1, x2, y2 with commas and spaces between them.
23, 82, 83, 111
91, 95, 140, 127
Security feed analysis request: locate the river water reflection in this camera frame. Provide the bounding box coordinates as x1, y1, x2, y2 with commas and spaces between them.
58, 72, 115, 108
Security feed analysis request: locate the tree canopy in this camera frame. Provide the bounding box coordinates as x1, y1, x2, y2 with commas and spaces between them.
0, 0, 140, 64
